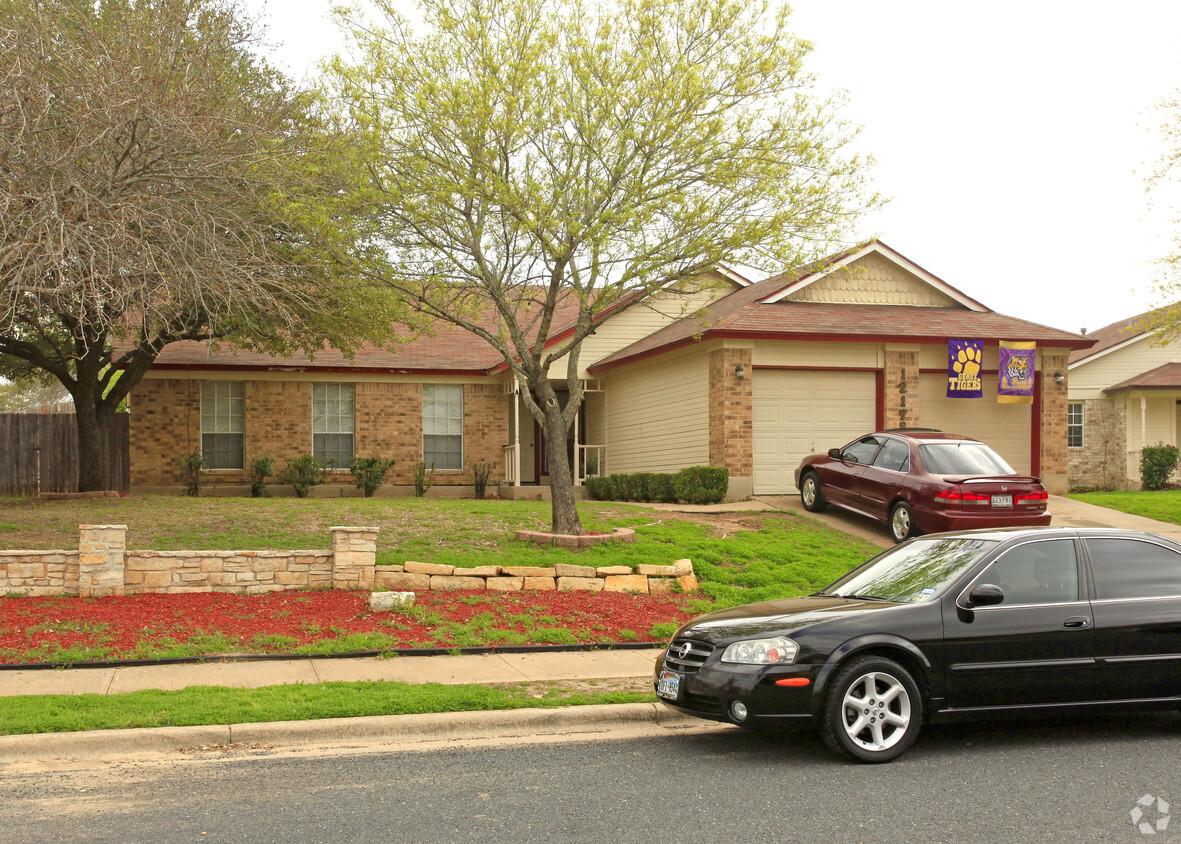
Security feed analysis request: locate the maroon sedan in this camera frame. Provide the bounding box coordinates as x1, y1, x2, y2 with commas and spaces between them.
794, 430, 1051, 543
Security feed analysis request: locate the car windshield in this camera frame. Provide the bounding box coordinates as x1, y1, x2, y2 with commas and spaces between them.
822, 537, 998, 603
918, 442, 1015, 476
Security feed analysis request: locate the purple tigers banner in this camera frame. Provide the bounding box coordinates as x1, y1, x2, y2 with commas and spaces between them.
998, 341, 1036, 404
947, 339, 984, 398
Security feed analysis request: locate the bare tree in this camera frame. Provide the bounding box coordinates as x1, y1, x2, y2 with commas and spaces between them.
0, 0, 405, 490
327, 0, 878, 533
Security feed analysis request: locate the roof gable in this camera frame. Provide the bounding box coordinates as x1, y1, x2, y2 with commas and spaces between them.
759, 240, 988, 311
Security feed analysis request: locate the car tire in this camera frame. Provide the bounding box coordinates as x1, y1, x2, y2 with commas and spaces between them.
889, 501, 917, 543
800, 472, 826, 512
821, 655, 923, 763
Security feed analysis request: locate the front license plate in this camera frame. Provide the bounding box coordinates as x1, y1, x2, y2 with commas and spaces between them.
991, 494, 1013, 508
657, 669, 682, 701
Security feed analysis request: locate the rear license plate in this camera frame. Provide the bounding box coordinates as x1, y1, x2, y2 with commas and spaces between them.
657, 669, 682, 701
991, 494, 1013, 508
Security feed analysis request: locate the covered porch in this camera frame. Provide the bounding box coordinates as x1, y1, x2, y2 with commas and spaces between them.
498, 379, 607, 496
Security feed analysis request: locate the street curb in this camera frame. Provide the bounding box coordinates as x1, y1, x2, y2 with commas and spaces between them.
0, 703, 697, 762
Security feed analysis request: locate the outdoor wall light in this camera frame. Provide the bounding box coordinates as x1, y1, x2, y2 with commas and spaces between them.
734, 363, 746, 380
1054, 371, 1065, 385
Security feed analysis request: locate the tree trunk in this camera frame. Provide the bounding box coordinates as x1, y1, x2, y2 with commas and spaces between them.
74, 391, 115, 492
543, 405, 583, 535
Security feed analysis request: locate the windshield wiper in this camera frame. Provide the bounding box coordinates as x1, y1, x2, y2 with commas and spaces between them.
841, 594, 891, 602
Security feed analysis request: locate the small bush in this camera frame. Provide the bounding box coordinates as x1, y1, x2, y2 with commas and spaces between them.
178, 450, 207, 496
413, 461, 435, 497
1140, 443, 1180, 491
649, 473, 678, 503
672, 465, 729, 504
349, 457, 396, 497
282, 454, 328, 498
585, 476, 611, 500
471, 461, 493, 499
249, 455, 274, 498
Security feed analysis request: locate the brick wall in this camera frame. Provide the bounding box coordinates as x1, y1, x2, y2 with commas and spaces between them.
1068, 397, 1129, 490
1039, 353, 1070, 493
131, 377, 508, 491
884, 349, 920, 429
708, 347, 753, 482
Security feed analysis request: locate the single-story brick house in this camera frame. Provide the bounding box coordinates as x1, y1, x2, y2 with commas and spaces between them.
130, 240, 1092, 498
1068, 306, 1181, 489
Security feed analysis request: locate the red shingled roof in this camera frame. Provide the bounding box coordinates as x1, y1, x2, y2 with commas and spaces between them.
1068, 307, 1161, 365
1104, 362, 1181, 392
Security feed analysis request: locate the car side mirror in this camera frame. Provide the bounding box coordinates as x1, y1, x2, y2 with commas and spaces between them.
966, 584, 1005, 608
828, 448, 842, 459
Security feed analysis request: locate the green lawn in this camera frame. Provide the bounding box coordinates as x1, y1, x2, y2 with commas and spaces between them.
1068, 490, 1181, 526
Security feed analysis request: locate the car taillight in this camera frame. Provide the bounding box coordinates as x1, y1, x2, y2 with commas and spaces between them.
1016, 491, 1049, 502
935, 489, 991, 505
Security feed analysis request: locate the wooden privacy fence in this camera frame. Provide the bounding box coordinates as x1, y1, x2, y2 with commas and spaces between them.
0, 413, 129, 496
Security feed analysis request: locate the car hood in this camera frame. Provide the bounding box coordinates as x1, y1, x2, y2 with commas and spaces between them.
674, 595, 905, 645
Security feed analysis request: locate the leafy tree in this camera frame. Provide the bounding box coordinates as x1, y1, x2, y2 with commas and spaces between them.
325, 0, 877, 534
0, 0, 408, 491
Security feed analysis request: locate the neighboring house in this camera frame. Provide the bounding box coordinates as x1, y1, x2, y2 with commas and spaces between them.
1068, 307, 1181, 489
129, 240, 1092, 498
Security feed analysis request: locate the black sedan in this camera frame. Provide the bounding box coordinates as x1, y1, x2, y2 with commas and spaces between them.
655, 527, 1181, 762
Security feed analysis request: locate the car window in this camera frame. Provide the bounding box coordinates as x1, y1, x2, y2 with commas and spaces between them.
826, 537, 998, 603
872, 438, 910, 472
841, 436, 884, 465
1086, 538, 1181, 600
972, 539, 1079, 605
918, 442, 1015, 475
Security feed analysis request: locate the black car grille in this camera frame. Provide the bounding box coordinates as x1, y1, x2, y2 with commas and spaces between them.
663, 639, 714, 673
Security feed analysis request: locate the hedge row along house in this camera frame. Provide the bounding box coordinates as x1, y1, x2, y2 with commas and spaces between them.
129, 241, 1093, 499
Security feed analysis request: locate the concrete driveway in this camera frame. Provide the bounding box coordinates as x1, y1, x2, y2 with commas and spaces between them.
755, 493, 1181, 547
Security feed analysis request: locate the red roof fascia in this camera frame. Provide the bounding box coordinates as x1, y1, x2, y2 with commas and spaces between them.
147, 363, 491, 377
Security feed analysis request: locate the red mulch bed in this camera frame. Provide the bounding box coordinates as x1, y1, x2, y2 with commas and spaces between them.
0, 590, 699, 664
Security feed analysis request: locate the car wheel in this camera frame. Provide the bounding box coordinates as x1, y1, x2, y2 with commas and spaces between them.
889, 501, 917, 543
800, 472, 826, 512
821, 655, 923, 763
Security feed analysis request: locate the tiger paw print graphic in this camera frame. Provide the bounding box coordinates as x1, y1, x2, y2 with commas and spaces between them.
953, 345, 982, 381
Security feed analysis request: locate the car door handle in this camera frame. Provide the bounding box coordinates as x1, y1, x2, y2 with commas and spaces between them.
1063, 617, 1090, 629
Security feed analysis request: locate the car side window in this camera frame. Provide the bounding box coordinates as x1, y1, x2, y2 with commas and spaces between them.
1086, 538, 1181, 600
871, 438, 910, 472
841, 436, 884, 465
976, 540, 1079, 605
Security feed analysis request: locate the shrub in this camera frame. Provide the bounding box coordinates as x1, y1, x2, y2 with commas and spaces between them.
672, 465, 729, 504
1140, 443, 1180, 491
413, 460, 435, 497
281, 454, 328, 498
249, 455, 274, 498
349, 457, 395, 497
178, 450, 207, 496
471, 461, 492, 499
649, 473, 677, 503
585, 476, 611, 500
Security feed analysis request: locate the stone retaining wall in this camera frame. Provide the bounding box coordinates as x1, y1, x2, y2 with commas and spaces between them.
0, 526, 696, 596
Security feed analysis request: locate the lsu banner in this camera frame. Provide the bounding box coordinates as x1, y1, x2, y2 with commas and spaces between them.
947, 339, 984, 398
998, 341, 1036, 404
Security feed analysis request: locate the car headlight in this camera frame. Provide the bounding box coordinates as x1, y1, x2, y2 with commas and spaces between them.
720, 637, 798, 665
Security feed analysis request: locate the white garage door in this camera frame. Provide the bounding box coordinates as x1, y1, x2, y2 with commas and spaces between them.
919, 374, 1033, 475
753, 369, 877, 494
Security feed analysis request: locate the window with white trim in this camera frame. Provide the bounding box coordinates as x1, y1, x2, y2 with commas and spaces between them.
1067, 402, 1084, 449
423, 384, 463, 470
313, 383, 355, 468
200, 381, 244, 470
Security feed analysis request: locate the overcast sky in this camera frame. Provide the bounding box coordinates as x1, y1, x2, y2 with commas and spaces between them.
246, 0, 1181, 337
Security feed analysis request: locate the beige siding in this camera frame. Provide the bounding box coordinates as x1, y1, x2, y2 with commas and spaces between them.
548, 273, 738, 380
918, 374, 1033, 474
1069, 334, 1180, 400
752, 370, 877, 494
753, 340, 882, 368
602, 349, 709, 474
785, 252, 961, 307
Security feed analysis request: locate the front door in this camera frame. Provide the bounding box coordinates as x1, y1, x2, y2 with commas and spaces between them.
942, 538, 1094, 708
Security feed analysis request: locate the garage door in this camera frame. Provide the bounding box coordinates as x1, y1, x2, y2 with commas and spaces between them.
753, 369, 877, 494
919, 374, 1033, 475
